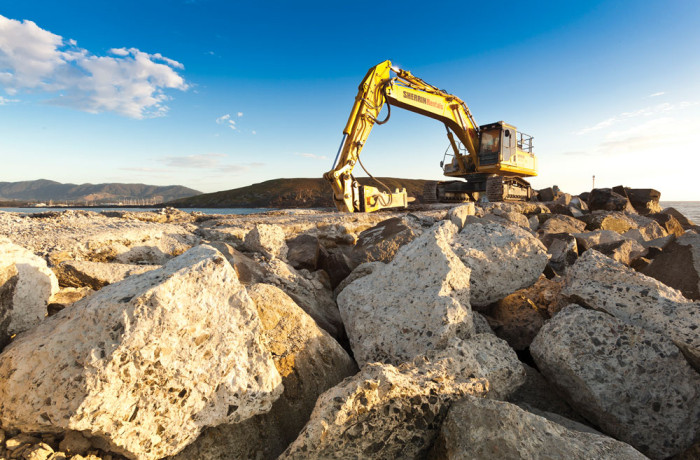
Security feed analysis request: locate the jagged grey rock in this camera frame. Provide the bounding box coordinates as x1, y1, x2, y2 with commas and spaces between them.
562, 250, 700, 370
244, 224, 289, 260
171, 284, 357, 460
642, 231, 700, 300
531, 305, 700, 459
0, 238, 59, 349
540, 232, 578, 274
54, 260, 159, 290
338, 221, 473, 366
0, 245, 282, 460
432, 396, 647, 460
280, 357, 491, 459
333, 261, 382, 298
452, 221, 549, 307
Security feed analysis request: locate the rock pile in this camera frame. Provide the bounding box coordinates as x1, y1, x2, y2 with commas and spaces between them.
0, 185, 697, 459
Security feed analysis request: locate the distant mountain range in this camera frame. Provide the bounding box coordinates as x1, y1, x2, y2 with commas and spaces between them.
0, 179, 201, 204
166, 177, 432, 208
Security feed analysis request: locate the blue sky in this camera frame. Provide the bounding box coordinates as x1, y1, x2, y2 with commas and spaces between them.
1, 0, 699, 199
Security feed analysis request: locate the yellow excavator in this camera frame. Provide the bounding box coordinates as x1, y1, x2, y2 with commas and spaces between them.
323, 60, 537, 213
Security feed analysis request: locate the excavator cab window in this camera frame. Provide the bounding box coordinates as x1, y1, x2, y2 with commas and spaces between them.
479, 127, 502, 165
502, 128, 515, 162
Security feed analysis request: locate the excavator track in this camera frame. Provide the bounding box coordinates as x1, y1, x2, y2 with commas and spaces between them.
486, 176, 532, 202
422, 181, 438, 203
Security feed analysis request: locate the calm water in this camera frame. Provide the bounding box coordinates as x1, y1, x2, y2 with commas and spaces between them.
660, 202, 700, 223
0, 207, 274, 215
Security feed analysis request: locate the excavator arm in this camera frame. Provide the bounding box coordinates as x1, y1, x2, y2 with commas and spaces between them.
324, 60, 482, 212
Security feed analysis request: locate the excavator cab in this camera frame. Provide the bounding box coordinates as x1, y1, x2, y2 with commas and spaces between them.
476, 121, 537, 176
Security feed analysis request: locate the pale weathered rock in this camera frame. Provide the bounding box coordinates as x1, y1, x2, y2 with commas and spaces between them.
531, 305, 700, 459
0, 245, 282, 460
573, 229, 625, 251
244, 224, 288, 259
54, 261, 159, 290
485, 209, 531, 229
448, 203, 475, 230
452, 221, 549, 307
581, 211, 638, 234
338, 221, 473, 365
264, 258, 345, 341
422, 335, 526, 400
349, 216, 420, 268
432, 396, 647, 460
590, 238, 647, 266
537, 214, 586, 235
642, 232, 700, 300
562, 249, 700, 370
540, 232, 578, 274
171, 284, 357, 460
528, 215, 539, 232
0, 211, 198, 265
649, 212, 685, 237
0, 239, 59, 349
280, 359, 490, 459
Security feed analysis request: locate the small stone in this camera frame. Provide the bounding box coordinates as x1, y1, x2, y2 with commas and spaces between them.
58, 431, 90, 456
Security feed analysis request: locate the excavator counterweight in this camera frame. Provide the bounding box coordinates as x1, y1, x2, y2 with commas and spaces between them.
324, 60, 537, 212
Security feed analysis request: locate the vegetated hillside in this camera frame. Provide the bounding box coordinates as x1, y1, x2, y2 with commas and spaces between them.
166, 177, 433, 208
0, 180, 201, 203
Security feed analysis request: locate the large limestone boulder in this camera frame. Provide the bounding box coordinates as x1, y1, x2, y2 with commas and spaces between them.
349, 216, 421, 268
0, 245, 282, 460
649, 212, 685, 237
244, 224, 288, 260
642, 232, 700, 300
448, 203, 475, 230
0, 239, 59, 349
662, 207, 696, 230
452, 221, 549, 307
54, 260, 159, 290
432, 396, 647, 460
531, 305, 700, 459
171, 284, 357, 460
338, 222, 473, 366
280, 333, 525, 460
612, 186, 662, 215
562, 249, 700, 370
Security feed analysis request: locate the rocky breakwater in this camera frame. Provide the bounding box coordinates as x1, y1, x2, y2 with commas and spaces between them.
0, 186, 696, 459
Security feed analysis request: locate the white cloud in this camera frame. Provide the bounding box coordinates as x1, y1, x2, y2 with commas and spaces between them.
251, 130, 256, 135
649, 92, 665, 98
0, 15, 187, 118
164, 153, 227, 168
296, 152, 328, 160
216, 113, 237, 130
237, 112, 243, 117
575, 101, 696, 135
0, 96, 18, 105
162, 153, 264, 173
